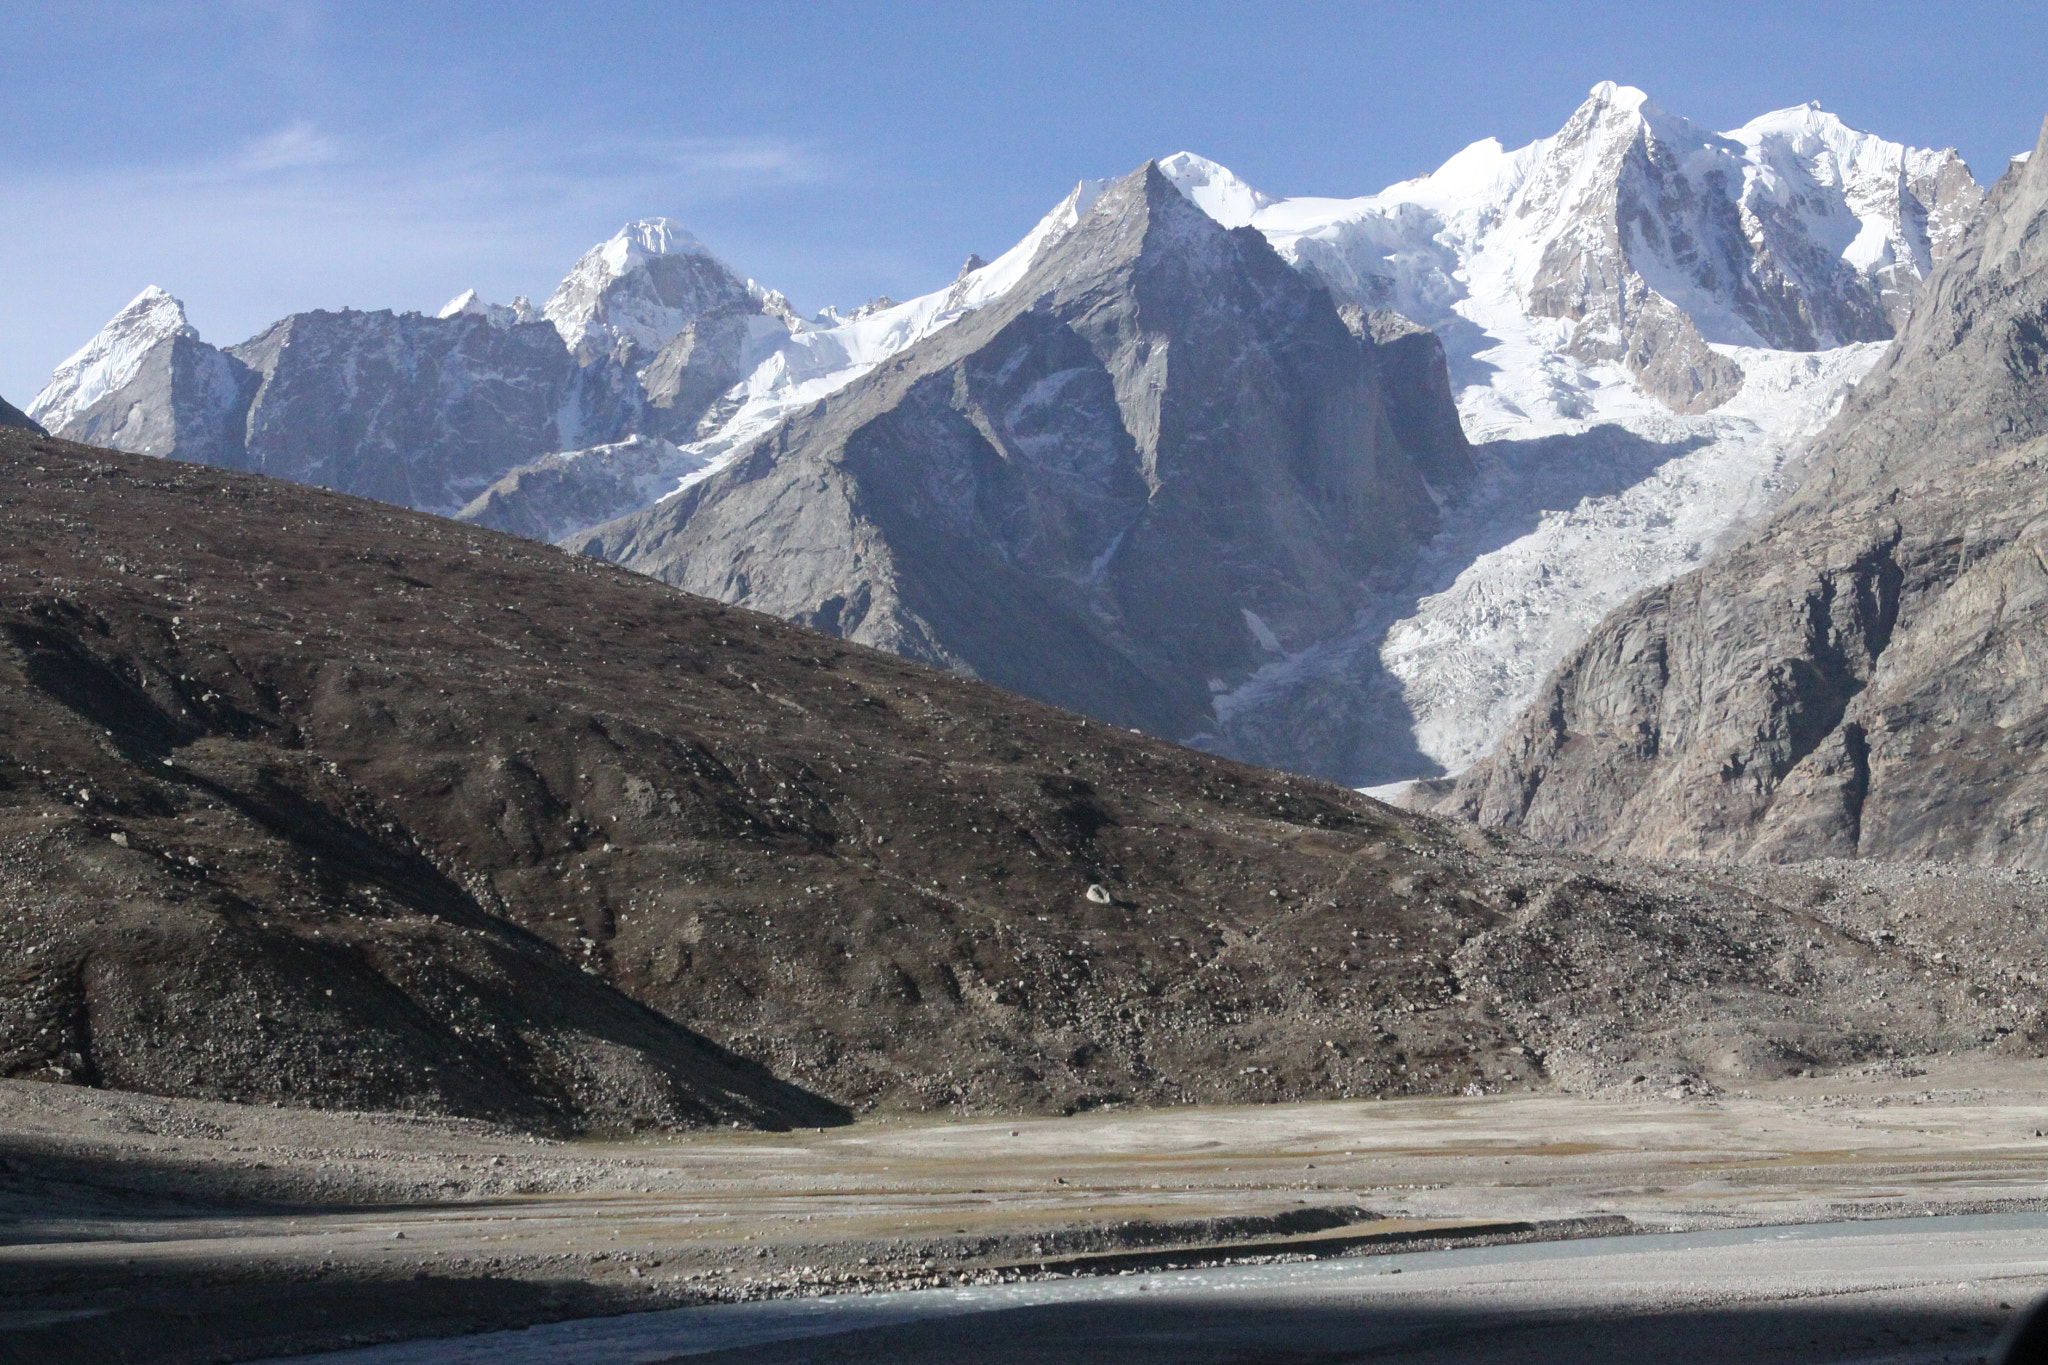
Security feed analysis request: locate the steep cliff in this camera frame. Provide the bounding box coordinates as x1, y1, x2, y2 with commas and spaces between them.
571, 163, 1472, 742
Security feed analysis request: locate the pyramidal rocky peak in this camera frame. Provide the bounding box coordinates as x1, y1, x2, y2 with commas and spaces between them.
31, 286, 201, 442
26, 84, 1984, 790
569, 160, 1472, 746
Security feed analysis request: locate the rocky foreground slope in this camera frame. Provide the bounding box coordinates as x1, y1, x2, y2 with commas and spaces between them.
1426, 117, 2048, 868
3, 427, 2045, 1129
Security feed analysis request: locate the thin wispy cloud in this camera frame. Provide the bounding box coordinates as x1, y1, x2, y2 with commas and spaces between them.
234, 121, 344, 173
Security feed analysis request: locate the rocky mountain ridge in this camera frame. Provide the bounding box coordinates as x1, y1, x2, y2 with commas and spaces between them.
1424, 116, 2048, 869
27, 86, 1985, 787
25, 221, 795, 515
570, 162, 1473, 746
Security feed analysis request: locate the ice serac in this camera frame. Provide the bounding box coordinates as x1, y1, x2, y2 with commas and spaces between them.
1424, 115, 2048, 869
572, 162, 1473, 742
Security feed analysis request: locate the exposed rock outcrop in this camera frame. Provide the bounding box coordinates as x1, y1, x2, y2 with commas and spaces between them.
570, 162, 1473, 742
0, 395, 41, 434
1425, 118, 2048, 869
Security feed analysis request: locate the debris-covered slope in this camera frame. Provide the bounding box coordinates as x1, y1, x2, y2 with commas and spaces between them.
2, 426, 2040, 1121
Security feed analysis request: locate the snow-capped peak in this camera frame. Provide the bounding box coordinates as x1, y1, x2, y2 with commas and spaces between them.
29, 286, 196, 433
437, 289, 538, 328
1584, 79, 1650, 114
543, 217, 749, 357
1158, 152, 1275, 228
594, 217, 715, 275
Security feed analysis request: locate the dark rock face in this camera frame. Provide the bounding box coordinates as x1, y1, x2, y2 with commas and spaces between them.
0, 395, 42, 434
1426, 118, 2048, 869
1345, 308, 1473, 491
574, 163, 1472, 746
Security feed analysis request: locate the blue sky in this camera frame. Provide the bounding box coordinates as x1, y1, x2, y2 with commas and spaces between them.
4, 0, 2044, 406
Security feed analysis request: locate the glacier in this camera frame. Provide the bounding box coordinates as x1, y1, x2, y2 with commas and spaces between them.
1155, 83, 1978, 784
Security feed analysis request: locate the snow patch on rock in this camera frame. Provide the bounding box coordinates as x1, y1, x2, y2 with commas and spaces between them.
438, 289, 539, 328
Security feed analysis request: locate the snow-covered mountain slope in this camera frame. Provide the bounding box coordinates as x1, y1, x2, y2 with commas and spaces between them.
684, 180, 1108, 469
437, 288, 538, 328
457, 433, 709, 544
29, 287, 195, 437
461, 182, 1111, 537
542, 217, 794, 366
1201, 83, 1978, 419
1156, 83, 1980, 783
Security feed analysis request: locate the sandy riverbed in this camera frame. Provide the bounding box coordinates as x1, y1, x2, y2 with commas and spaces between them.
7, 1054, 2048, 1361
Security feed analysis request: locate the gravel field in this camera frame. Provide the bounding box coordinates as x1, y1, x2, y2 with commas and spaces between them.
10, 1054, 2048, 1362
